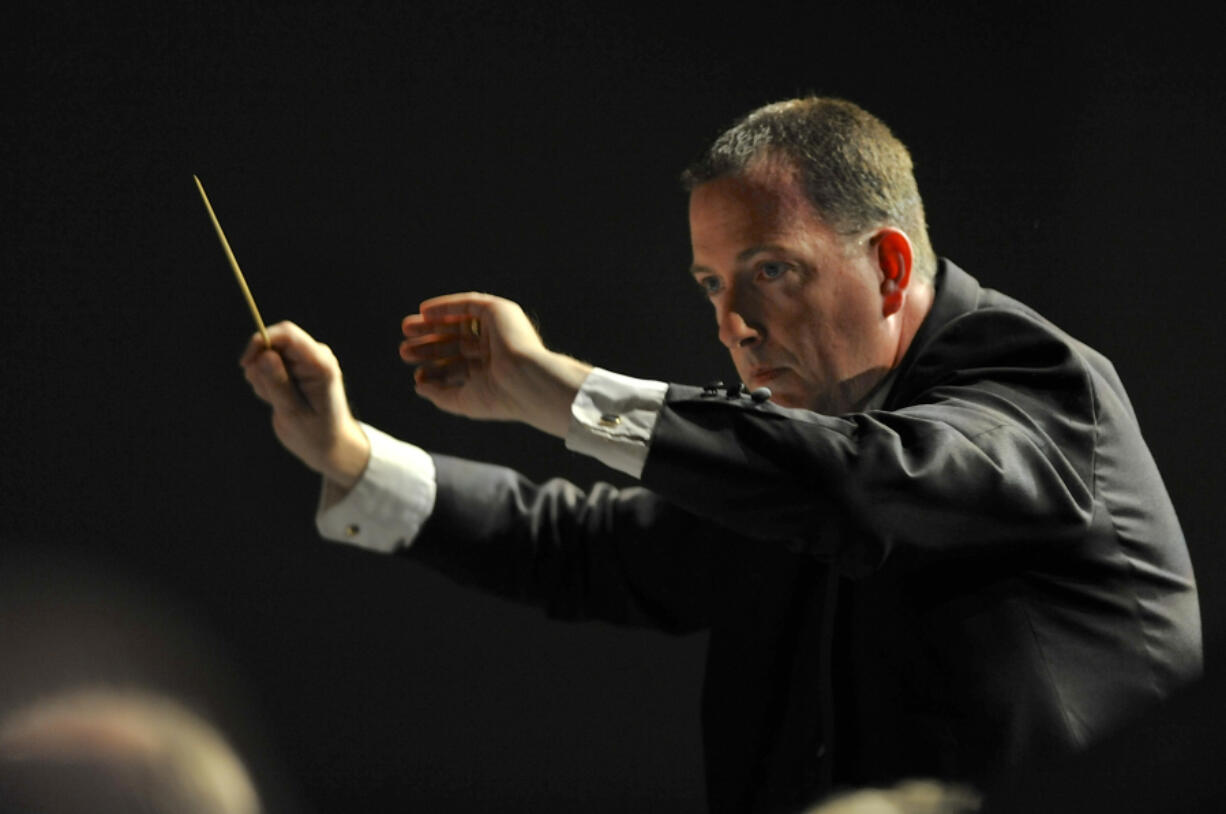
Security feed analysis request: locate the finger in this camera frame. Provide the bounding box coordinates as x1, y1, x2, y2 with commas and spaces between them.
245, 349, 307, 413
399, 334, 482, 362
243, 355, 276, 404
400, 331, 464, 352
264, 321, 320, 363
414, 356, 469, 385
401, 313, 479, 338
243, 322, 303, 365
416, 297, 500, 334
417, 291, 496, 315
239, 330, 272, 366
259, 323, 344, 390
400, 339, 457, 363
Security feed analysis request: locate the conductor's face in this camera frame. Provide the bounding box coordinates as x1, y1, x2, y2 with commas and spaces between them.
688, 171, 898, 413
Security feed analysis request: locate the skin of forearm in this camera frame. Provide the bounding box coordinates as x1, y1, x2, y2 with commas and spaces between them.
507, 349, 594, 439
319, 418, 372, 492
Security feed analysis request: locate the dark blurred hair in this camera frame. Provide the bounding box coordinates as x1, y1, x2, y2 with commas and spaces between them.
682, 97, 936, 282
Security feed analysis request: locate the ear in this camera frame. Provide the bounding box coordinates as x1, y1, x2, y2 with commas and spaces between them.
872, 228, 914, 318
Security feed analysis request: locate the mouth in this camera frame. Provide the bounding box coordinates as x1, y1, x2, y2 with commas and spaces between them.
748, 367, 786, 386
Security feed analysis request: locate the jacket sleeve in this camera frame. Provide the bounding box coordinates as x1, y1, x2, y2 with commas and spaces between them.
640, 308, 1101, 577
406, 454, 719, 634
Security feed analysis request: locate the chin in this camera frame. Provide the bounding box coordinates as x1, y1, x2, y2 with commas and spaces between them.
766, 390, 808, 409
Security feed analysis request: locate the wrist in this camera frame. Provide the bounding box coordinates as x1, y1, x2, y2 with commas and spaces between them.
515, 350, 593, 439
322, 420, 372, 492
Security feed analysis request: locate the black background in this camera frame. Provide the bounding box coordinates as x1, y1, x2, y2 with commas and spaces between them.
4, 2, 1223, 811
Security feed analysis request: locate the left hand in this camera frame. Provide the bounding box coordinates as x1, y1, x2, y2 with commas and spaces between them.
399, 292, 592, 438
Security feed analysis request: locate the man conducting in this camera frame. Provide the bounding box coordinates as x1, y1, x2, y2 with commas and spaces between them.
241, 98, 1202, 813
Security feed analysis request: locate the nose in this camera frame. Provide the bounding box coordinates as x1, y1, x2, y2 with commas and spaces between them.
717, 304, 761, 349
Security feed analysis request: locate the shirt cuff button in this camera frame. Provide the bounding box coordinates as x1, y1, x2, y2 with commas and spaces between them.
598, 413, 622, 428
344, 524, 361, 538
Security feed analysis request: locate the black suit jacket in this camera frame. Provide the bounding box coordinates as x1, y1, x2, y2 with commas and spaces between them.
408, 260, 1202, 813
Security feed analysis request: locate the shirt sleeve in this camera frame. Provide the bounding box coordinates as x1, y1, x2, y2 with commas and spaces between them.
564, 367, 669, 478
315, 422, 437, 553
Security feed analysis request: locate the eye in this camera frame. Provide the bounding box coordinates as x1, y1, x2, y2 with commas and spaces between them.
757, 261, 789, 280
696, 276, 723, 296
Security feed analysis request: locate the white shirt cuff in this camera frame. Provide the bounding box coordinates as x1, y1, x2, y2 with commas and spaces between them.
565, 367, 668, 478
315, 423, 437, 553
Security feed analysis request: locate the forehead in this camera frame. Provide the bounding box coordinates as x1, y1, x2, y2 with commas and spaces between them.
688, 172, 828, 258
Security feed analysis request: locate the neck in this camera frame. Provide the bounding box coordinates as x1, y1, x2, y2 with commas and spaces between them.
891, 279, 935, 368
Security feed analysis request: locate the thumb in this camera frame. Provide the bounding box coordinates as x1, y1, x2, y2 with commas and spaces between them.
251, 349, 311, 414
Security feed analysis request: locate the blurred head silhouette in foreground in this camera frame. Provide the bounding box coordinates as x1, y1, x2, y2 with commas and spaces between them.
0, 688, 262, 814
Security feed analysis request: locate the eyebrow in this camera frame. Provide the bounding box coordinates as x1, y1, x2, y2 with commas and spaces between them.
689, 244, 789, 276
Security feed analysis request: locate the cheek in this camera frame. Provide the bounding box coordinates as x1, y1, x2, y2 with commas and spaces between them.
821, 287, 881, 358
784, 311, 859, 386
783, 309, 836, 370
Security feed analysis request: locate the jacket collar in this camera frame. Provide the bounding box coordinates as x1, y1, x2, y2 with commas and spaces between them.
880, 258, 982, 410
